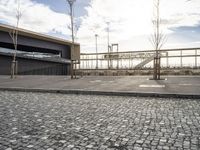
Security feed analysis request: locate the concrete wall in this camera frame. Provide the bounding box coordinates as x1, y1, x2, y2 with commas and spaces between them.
0, 55, 70, 75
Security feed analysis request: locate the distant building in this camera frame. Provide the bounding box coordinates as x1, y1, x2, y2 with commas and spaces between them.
0, 24, 80, 75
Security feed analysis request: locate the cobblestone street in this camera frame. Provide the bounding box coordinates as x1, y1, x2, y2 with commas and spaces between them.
0, 91, 200, 150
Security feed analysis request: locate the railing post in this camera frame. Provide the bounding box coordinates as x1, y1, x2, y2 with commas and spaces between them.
15, 61, 18, 76
74, 61, 77, 78
91, 58, 93, 69
166, 52, 168, 68
129, 57, 131, 69
86, 56, 88, 69
195, 49, 197, 68
180, 50, 183, 68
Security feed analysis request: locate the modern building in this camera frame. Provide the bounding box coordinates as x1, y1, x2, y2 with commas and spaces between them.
0, 24, 80, 75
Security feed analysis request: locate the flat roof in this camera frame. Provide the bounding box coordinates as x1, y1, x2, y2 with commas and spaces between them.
0, 23, 79, 46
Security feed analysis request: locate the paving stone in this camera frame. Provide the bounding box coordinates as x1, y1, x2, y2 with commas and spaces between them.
163, 146, 170, 150
27, 145, 34, 148
0, 91, 200, 149
136, 140, 144, 145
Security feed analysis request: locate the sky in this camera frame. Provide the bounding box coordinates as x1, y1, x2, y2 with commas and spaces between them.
0, 0, 200, 53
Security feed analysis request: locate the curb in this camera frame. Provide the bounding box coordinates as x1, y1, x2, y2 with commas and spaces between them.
0, 87, 200, 99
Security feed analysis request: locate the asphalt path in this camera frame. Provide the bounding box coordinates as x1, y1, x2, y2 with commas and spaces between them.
0, 75, 200, 98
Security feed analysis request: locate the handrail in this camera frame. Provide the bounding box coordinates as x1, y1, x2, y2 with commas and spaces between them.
81, 47, 200, 55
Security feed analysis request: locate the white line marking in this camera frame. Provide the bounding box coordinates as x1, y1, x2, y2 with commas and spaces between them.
139, 85, 165, 88
90, 80, 102, 83
179, 84, 193, 86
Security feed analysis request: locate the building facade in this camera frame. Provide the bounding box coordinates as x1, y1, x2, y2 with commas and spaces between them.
0, 24, 80, 75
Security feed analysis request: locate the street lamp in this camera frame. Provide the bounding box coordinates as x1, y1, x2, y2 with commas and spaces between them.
106, 22, 110, 69
106, 22, 110, 52
95, 34, 98, 69
67, 0, 76, 79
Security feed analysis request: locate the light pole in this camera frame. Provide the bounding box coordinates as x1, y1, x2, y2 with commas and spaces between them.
67, 0, 76, 79
106, 22, 110, 69
95, 34, 98, 69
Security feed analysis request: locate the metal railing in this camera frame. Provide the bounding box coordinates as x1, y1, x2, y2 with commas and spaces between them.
77, 48, 200, 70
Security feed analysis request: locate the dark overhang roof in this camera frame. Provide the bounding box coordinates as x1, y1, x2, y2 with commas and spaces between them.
0, 23, 79, 46
0, 51, 71, 64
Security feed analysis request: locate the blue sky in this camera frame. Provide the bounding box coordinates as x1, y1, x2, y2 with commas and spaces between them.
170, 25, 200, 41
33, 0, 90, 17
0, 0, 200, 53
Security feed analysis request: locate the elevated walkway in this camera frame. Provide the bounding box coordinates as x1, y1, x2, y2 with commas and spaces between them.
134, 55, 155, 69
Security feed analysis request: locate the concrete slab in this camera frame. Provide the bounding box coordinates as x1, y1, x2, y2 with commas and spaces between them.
0, 75, 200, 98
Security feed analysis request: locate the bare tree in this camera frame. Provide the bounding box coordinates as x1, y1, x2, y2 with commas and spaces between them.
74, 19, 80, 42
67, 0, 77, 79
9, 0, 22, 79
150, 0, 166, 80
67, 19, 79, 42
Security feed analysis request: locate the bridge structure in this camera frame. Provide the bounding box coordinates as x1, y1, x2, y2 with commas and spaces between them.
77, 48, 200, 74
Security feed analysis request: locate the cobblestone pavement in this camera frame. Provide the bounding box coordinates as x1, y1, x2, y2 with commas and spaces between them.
0, 91, 200, 150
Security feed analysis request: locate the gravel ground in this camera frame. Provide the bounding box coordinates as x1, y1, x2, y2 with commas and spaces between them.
0, 91, 200, 150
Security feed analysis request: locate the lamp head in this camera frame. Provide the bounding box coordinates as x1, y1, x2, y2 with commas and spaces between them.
67, 0, 76, 5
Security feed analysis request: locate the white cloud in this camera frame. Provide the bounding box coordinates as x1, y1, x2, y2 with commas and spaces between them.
0, 0, 71, 37
0, 0, 200, 52
77, 0, 200, 52
160, 0, 200, 27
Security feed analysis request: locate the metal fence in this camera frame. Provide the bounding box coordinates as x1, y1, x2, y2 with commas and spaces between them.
77, 48, 200, 70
